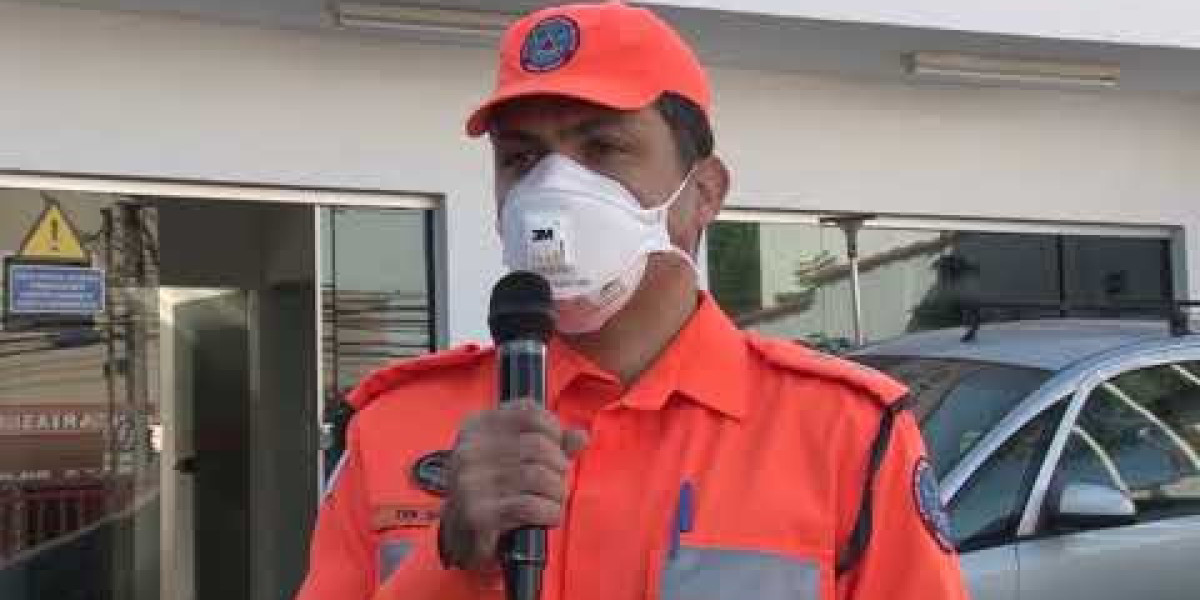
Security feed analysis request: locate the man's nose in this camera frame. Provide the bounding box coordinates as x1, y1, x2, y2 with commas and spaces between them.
539, 146, 587, 170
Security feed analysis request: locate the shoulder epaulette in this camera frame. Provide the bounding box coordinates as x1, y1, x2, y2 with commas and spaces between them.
747, 334, 910, 576
746, 334, 907, 407
345, 343, 493, 410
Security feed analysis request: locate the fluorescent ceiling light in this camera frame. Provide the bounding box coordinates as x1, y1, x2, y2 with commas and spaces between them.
335, 2, 515, 37
909, 52, 1121, 90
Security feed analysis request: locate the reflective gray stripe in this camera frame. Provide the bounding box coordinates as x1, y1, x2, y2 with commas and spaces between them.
662, 546, 819, 600
378, 540, 413, 582
322, 454, 348, 500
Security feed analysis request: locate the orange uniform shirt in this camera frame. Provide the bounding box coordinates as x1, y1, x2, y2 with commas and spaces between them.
297, 294, 968, 600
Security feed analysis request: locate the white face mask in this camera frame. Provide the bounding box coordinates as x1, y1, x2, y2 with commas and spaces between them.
499, 154, 696, 334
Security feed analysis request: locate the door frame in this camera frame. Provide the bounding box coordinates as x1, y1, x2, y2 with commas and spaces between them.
718, 207, 1178, 239
1017, 344, 1200, 536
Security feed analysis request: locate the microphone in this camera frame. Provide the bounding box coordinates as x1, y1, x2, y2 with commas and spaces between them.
488, 271, 554, 600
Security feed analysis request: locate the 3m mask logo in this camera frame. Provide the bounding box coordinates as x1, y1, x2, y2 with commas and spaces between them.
525, 215, 572, 273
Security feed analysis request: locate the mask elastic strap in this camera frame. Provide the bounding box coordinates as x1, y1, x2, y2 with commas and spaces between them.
652, 166, 702, 279
659, 165, 698, 213
675, 248, 700, 277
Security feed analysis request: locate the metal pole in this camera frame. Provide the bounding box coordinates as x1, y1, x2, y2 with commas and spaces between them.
846, 224, 864, 347
117, 204, 146, 484
848, 254, 864, 346
424, 210, 437, 353
328, 208, 340, 405
101, 209, 119, 498
821, 215, 872, 347
1056, 235, 1068, 318
124, 204, 152, 477
101, 206, 126, 598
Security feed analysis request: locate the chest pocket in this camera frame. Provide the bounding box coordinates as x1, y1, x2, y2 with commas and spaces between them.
661, 545, 820, 600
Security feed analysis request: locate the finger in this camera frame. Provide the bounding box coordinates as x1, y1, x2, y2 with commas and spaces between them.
456, 430, 565, 474
455, 411, 488, 445
511, 405, 565, 439
456, 405, 554, 448
462, 403, 540, 436
515, 432, 570, 475
561, 429, 589, 458
474, 461, 564, 503
454, 442, 566, 494
439, 498, 498, 569
494, 404, 564, 440
452, 435, 502, 471
493, 496, 563, 531
505, 463, 566, 504
504, 397, 537, 410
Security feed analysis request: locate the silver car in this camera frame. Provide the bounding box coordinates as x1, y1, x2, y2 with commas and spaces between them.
852, 319, 1200, 600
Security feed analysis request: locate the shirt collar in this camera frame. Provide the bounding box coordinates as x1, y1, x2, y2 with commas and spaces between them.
547, 335, 614, 406
547, 292, 749, 420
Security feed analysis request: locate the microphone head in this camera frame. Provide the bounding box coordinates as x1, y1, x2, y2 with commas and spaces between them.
488, 271, 554, 343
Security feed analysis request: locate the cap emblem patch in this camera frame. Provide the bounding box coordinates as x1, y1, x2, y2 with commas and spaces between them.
521, 16, 580, 72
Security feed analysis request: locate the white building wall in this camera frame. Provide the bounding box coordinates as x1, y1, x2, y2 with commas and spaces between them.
1, 2, 1198, 343
651, 0, 1200, 50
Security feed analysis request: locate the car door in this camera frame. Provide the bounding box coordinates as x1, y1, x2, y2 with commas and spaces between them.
944, 404, 1067, 600
854, 355, 1062, 600
1016, 358, 1200, 600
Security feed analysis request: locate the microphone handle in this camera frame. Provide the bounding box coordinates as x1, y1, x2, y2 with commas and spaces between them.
498, 339, 546, 408
500, 528, 546, 600
498, 339, 547, 600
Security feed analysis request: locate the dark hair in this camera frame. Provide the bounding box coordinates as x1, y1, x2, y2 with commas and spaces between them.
655, 92, 714, 169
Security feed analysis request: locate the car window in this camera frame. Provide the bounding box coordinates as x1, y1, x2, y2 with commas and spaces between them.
855, 356, 1051, 478
948, 404, 1064, 552
1054, 361, 1200, 522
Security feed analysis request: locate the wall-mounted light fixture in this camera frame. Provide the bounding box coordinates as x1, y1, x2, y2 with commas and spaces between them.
909, 51, 1120, 90
334, 2, 514, 38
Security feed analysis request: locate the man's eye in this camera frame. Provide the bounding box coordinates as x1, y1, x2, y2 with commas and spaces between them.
584, 138, 623, 158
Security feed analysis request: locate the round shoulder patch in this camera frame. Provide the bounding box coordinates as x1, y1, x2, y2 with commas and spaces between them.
913, 458, 956, 553
411, 450, 451, 496
521, 16, 580, 72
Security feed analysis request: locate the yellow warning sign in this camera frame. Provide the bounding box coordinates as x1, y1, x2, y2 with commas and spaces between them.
18, 199, 89, 263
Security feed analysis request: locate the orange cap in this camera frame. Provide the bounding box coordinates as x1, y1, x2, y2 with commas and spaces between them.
466, 2, 711, 137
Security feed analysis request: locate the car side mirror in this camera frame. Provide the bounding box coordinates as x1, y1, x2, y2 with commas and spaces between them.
1051, 482, 1137, 530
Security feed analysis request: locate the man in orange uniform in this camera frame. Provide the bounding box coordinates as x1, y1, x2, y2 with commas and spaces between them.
297, 3, 969, 599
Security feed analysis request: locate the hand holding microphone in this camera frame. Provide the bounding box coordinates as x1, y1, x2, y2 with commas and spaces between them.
438, 272, 587, 600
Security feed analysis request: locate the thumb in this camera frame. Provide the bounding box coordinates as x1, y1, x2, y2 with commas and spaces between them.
561, 428, 589, 458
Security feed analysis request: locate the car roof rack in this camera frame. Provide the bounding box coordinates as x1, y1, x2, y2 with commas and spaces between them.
959, 300, 1200, 343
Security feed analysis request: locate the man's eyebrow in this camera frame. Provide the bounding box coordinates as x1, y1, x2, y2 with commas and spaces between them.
491, 112, 635, 145
563, 113, 634, 140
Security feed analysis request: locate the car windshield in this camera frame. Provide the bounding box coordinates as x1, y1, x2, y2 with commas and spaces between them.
854, 356, 1053, 479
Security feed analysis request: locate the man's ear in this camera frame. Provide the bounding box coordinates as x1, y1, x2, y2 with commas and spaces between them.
692, 154, 730, 227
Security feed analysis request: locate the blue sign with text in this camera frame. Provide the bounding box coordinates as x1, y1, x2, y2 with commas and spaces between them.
7, 264, 105, 315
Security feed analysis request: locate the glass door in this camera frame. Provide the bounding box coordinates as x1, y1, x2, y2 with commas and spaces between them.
160, 287, 252, 600
319, 206, 437, 478
1, 191, 323, 600
0, 195, 161, 600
